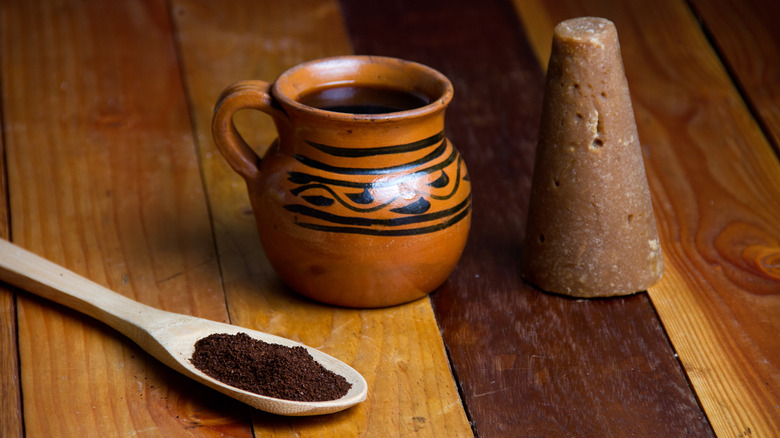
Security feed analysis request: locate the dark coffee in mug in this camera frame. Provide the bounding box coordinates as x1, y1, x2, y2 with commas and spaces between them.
298, 85, 431, 114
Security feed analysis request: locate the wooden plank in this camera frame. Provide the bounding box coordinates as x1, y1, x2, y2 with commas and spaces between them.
171, 0, 473, 436
0, 94, 23, 438
689, 0, 780, 154
0, 291, 21, 438
514, 0, 780, 436
341, 0, 714, 436
1, 0, 254, 435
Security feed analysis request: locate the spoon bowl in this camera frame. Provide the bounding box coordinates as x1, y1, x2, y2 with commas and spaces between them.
0, 239, 367, 416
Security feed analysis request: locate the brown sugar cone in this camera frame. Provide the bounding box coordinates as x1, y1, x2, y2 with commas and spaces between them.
520, 17, 663, 297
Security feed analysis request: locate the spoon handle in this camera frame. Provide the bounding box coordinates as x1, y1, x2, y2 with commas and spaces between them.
0, 239, 171, 339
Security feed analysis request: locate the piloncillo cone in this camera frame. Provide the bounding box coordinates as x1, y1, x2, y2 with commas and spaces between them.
521, 17, 663, 297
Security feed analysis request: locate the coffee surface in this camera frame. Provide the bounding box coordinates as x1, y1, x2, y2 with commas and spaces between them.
190, 332, 352, 402
298, 85, 430, 114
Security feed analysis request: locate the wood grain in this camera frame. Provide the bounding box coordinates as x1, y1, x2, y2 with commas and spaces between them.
171, 0, 472, 436
0, 288, 21, 438
514, 0, 780, 436
0, 92, 23, 438
3, 0, 777, 435
1, 0, 253, 435
341, 0, 713, 436
689, 0, 780, 154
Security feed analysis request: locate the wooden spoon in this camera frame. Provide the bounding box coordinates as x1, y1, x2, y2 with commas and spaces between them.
0, 239, 367, 416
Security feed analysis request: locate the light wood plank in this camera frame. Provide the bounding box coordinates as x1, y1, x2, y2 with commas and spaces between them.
689, 0, 780, 154
0, 290, 21, 438
0, 90, 23, 438
171, 0, 472, 436
1, 0, 254, 435
513, 0, 780, 436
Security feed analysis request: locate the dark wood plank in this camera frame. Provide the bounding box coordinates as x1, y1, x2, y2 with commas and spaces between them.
340, 0, 714, 436
689, 0, 780, 154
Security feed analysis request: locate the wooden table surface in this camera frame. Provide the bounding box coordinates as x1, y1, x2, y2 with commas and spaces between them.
1, 0, 778, 436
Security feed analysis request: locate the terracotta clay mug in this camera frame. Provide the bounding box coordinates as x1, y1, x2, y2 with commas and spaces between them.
212, 56, 471, 308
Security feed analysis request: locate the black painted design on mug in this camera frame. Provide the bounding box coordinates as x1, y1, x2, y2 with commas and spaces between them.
285, 132, 470, 236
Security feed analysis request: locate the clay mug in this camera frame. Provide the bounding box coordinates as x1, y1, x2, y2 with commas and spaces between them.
212, 56, 471, 308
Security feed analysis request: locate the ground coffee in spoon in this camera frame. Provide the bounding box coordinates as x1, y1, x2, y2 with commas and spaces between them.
190, 332, 351, 402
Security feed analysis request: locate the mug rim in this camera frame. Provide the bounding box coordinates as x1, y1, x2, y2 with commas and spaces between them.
272, 55, 453, 122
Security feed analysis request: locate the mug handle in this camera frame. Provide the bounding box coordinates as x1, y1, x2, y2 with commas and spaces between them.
211, 80, 287, 182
